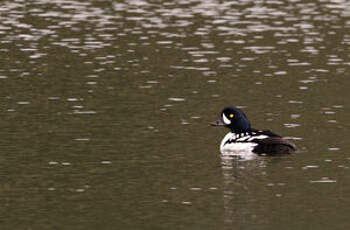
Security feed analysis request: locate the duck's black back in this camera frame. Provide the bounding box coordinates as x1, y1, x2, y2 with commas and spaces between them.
252, 137, 296, 155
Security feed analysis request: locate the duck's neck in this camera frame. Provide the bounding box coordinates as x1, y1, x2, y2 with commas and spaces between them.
229, 118, 252, 133
231, 128, 252, 134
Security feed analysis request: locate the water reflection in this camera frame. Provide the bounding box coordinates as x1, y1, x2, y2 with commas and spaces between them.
221, 157, 268, 227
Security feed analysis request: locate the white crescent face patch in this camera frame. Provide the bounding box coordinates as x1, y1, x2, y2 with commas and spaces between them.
222, 113, 231, 125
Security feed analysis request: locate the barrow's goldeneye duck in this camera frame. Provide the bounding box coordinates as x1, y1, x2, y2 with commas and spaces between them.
211, 106, 296, 156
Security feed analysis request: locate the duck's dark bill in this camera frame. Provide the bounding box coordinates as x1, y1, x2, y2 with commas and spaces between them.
211, 119, 225, 126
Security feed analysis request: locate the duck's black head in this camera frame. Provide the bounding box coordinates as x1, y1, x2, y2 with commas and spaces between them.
211, 106, 251, 133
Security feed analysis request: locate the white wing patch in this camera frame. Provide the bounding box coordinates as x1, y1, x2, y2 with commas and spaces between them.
222, 113, 231, 125
233, 133, 268, 142
236, 136, 250, 141
220, 133, 257, 157
219, 132, 269, 156
247, 135, 268, 141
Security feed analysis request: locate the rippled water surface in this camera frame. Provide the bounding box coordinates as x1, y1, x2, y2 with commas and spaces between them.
0, 0, 349, 229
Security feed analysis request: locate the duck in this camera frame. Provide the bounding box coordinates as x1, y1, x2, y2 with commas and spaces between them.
211, 106, 296, 156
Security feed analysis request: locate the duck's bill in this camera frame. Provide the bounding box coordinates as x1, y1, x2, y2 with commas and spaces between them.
210, 119, 225, 126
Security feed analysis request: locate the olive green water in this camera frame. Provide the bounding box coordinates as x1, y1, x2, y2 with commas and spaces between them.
0, 0, 349, 229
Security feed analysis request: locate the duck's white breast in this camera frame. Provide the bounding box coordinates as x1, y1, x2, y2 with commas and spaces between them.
220, 132, 258, 157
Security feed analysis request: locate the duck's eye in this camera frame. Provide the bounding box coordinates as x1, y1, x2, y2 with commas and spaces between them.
229, 114, 234, 118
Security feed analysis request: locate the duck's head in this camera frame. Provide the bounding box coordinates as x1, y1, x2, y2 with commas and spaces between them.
211, 106, 251, 133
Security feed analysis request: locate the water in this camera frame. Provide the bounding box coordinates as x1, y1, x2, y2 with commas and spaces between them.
0, 0, 349, 229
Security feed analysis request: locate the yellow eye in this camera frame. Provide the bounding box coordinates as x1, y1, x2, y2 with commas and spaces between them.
229, 114, 234, 118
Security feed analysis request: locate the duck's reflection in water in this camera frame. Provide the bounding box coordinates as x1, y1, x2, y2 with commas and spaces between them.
220, 155, 270, 228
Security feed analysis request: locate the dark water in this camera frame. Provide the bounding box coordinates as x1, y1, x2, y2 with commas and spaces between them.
0, 0, 349, 229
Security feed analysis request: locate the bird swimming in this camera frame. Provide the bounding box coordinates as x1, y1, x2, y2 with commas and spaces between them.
211, 106, 296, 157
